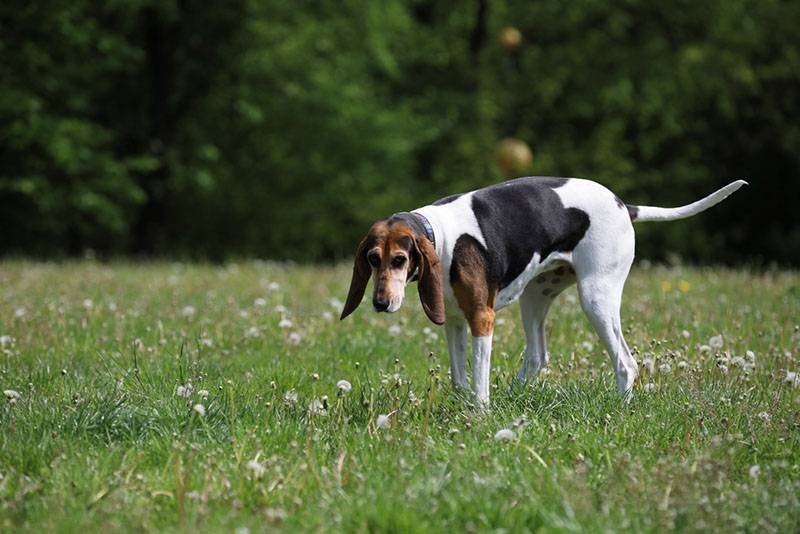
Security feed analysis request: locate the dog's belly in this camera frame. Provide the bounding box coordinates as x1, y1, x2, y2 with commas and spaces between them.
495, 251, 573, 310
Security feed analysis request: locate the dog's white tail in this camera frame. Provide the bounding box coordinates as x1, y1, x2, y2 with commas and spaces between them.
628, 180, 748, 222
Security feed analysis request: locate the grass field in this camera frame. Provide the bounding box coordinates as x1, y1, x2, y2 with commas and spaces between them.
1, 261, 798, 532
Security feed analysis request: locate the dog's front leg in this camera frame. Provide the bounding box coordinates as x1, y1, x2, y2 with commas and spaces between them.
471, 332, 493, 406
445, 319, 469, 390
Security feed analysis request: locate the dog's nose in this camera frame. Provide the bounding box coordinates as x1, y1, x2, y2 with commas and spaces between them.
373, 297, 389, 312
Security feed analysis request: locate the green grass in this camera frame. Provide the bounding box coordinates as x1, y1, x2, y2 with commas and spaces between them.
1, 261, 798, 532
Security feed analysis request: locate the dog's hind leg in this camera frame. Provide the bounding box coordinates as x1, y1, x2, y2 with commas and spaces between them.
516, 265, 577, 382
575, 263, 637, 396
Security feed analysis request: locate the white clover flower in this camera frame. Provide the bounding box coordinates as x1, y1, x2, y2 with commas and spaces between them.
757, 411, 770, 422
192, 403, 206, 417
681, 330, 691, 339
247, 459, 266, 478
198, 389, 210, 399
641, 358, 655, 374
287, 332, 302, 345
388, 324, 402, 336
659, 363, 671, 374
709, 335, 724, 349
376, 414, 391, 429
749, 464, 761, 478
254, 297, 267, 307
176, 384, 193, 398
336, 380, 352, 393
643, 383, 657, 392
278, 318, 293, 329
493, 428, 516, 441
181, 305, 196, 318
4, 389, 21, 400
581, 341, 593, 352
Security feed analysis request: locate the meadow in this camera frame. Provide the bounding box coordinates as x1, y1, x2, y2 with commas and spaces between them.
1, 261, 798, 532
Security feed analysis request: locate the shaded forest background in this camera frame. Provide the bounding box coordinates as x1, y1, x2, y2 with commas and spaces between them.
1, 0, 798, 265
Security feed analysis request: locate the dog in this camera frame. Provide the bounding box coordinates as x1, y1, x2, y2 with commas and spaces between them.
340, 176, 746, 404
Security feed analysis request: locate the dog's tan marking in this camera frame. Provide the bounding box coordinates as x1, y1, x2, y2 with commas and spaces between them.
451, 244, 497, 337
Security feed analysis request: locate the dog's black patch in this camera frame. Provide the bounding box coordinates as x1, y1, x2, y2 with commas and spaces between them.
470, 177, 590, 289
433, 193, 463, 206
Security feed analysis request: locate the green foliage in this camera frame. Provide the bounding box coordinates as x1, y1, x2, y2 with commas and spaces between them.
1, 1, 798, 263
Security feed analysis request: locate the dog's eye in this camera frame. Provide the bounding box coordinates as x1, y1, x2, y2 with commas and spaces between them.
367, 253, 381, 267
391, 256, 406, 268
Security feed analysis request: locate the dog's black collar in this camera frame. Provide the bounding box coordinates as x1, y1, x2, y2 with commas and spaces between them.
412, 212, 436, 248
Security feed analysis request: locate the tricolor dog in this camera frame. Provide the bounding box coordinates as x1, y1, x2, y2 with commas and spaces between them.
340, 177, 746, 404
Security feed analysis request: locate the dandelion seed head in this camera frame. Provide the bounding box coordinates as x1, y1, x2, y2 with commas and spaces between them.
376, 414, 390, 429
749, 464, 761, 478
388, 324, 402, 336
192, 403, 206, 417
287, 332, 302, 345
581, 341, 593, 352
709, 335, 724, 349
644, 383, 657, 392
681, 330, 691, 339
176, 384, 193, 398
336, 380, 352, 393
659, 363, 671, 374
82, 299, 93, 310
4, 389, 21, 400
493, 428, 516, 441
278, 318, 293, 329
253, 297, 267, 307
246, 459, 266, 478
757, 411, 770, 421
181, 305, 196, 318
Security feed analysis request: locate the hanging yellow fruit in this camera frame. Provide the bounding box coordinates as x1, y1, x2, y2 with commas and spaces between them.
498, 27, 523, 53
495, 138, 533, 176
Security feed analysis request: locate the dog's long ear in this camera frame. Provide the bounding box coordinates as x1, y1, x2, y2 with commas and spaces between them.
340, 237, 371, 320
416, 236, 445, 325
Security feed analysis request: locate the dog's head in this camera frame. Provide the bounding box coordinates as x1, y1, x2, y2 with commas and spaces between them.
340, 215, 445, 325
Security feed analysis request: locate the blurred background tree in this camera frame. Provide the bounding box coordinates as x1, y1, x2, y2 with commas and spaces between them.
1, 0, 798, 264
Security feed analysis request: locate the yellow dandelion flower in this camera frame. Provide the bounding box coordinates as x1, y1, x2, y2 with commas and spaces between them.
678, 280, 690, 292
660, 281, 672, 292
